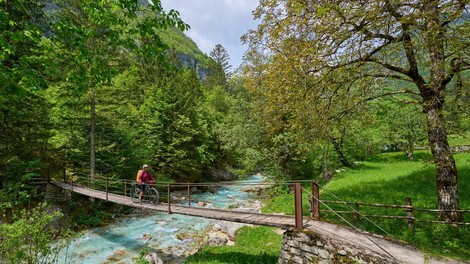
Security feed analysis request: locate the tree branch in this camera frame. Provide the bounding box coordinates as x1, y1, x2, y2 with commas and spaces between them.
332, 90, 420, 119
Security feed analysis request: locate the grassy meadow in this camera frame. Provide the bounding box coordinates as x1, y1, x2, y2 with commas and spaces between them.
264, 151, 470, 261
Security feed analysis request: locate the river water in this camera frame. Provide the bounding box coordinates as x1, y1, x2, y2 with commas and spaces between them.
59, 175, 264, 264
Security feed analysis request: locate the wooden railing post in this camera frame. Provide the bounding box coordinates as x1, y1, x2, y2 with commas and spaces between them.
355, 202, 360, 222
294, 183, 303, 230
69, 172, 73, 191
311, 180, 320, 219
106, 177, 109, 201
124, 180, 127, 197
406, 197, 414, 232
168, 184, 172, 214
187, 182, 191, 206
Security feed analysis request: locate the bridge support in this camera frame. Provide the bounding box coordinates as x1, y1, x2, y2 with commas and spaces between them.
167, 184, 172, 214
294, 183, 303, 230
311, 180, 320, 219
278, 227, 401, 263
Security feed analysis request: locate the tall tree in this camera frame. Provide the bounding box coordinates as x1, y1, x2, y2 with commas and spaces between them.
243, 1, 470, 222
0, 0, 51, 208
210, 43, 232, 75
208, 43, 232, 87
139, 69, 212, 182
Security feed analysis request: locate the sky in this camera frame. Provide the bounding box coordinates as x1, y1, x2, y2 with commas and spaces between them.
160, 0, 260, 70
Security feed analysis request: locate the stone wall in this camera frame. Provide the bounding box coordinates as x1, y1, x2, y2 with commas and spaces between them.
45, 183, 72, 203
278, 229, 399, 264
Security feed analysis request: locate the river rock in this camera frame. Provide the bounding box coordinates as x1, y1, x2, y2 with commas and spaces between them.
144, 252, 164, 264
212, 221, 251, 240
207, 232, 229, 246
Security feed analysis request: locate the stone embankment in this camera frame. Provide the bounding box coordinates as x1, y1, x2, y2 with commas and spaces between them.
278, 219, 467, 264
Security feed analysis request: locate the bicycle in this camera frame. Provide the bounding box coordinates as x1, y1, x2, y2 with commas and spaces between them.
130, 182, 159, 204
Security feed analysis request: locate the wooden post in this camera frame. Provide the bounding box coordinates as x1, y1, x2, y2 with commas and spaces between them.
355, 202, 360, 222
106, 177, 108, 201
294, 183, 303, 230
124, 180, 127, 197
311, 180, 320, 220
168, 184, 172, 214
406, 197, 414, 232
187, 182, 191, 206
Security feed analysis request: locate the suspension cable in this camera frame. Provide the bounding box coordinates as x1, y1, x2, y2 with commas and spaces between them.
302, 186, 400, 262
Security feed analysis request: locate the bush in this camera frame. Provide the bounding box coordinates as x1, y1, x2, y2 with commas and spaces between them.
0, 203, 72, 264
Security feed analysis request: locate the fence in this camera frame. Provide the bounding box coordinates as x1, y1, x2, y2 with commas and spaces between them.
303, 181, 470, 232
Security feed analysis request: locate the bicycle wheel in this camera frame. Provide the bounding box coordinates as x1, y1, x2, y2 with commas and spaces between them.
130, 185, 141, 203
146, 188, 159, 205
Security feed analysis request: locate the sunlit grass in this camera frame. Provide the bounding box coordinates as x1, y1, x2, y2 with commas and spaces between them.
449, 133, 470, 146
183, 226, 282, 264
262, 151, 470, 261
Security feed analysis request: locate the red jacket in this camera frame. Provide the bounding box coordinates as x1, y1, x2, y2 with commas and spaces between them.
137, 170, 155, 184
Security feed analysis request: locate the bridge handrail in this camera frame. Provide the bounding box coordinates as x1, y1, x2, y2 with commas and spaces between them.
58, 175, 470, 230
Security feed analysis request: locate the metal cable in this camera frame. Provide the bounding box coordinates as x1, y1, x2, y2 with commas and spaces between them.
302, 186, 400, 262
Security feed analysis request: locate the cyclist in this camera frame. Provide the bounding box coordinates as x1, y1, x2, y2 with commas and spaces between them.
136, 164, 155, 201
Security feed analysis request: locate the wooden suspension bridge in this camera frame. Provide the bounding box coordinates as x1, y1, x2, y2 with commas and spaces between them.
51, 181, 301, 229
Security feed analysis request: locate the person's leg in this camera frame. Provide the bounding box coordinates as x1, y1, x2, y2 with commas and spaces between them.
139, 184, 144, 201
140, 184, 149, 201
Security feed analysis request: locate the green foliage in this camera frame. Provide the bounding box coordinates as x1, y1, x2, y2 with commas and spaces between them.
138, 69, 213, 181
0, 203, 72, 264
134, 250, 150, 264
0, 158, 47, 215
76, 210, 108, 228
183, 226, 282, 264
208, 76, 265, 177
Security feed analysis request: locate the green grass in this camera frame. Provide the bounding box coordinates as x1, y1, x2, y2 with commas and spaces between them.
449, 133, 470, 146
183, 226, 282, 264
263, 151, 470, 261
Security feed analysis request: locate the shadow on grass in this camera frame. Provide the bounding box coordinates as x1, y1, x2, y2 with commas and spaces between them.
365, 151, 434, 163
184, 251, 278, 264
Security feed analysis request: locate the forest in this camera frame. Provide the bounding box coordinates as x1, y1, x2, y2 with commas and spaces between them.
1, 0, 469, 263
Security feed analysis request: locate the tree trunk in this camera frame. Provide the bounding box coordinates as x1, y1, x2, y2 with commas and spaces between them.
331, 137, 351, 167
89, 88, 96, 191
425, 103, 462, 222
421, 12, 462, 222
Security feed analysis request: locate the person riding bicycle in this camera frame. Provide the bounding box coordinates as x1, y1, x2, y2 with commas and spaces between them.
136, 164, 155, 201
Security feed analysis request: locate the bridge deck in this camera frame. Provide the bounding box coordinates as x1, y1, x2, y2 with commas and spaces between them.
52, 182, 297, 228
